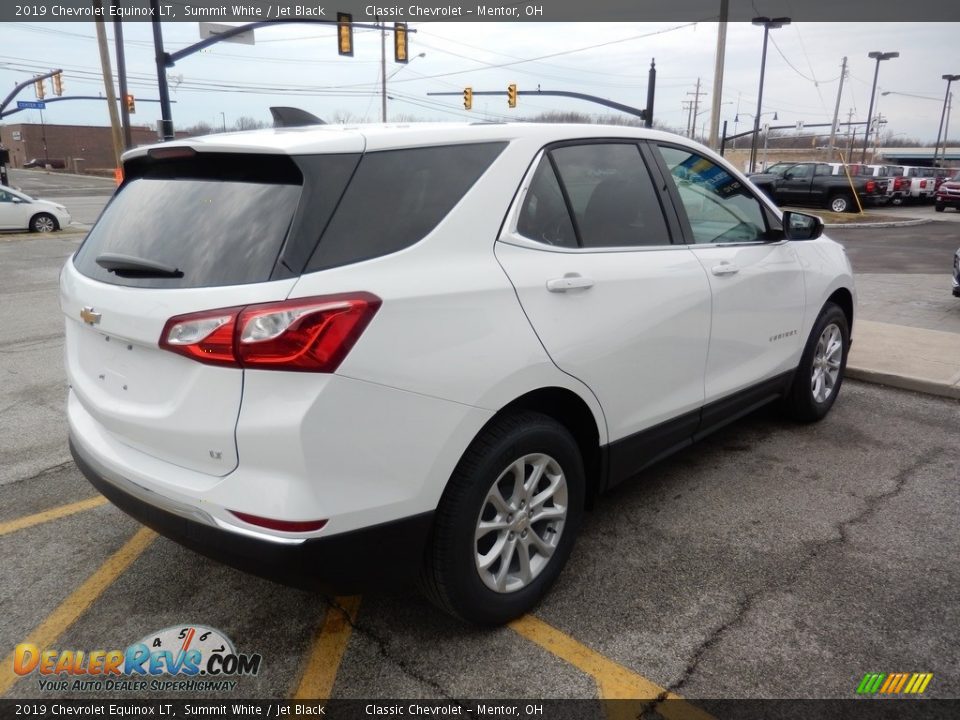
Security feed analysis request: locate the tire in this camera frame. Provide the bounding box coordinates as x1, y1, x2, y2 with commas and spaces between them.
935, 202, 945, 212
828, 194, 853, 214
782, 303, 850, 423
420, 411, 585, 625
30, 213, 58, 233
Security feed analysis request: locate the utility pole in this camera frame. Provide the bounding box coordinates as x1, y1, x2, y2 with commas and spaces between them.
150, 0, 174, 141
687, 78, 706, 141
828, 56, 847, 150
113, 7, 133, 150
682, 101, 695, 138
380, 18, 387, 122
708, 0, 728, 149
92, 1, 124, 168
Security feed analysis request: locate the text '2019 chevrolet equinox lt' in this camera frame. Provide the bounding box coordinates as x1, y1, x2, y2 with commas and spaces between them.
62, 123, 855, 624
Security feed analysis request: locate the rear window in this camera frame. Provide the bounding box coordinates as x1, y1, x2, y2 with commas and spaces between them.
74, 153, 304, 289
306, 142, 506, 271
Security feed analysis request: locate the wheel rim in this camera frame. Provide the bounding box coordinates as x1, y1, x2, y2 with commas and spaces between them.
831, 198, 847, 213
811, 323, 843, 404
474, 453, 568, 594
35, 216, 54, 232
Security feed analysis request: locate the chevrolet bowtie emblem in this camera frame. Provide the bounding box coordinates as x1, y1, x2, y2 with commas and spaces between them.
80, 306, 102, 326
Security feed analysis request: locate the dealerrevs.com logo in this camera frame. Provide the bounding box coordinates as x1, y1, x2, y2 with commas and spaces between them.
14, 625, 262, 693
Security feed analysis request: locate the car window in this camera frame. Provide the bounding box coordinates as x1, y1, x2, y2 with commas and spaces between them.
548, 143, 671, 248
308, 143, 506, 270
0, 191, 12, 202
787, 165, 813, 179
657, 145, 769, 245
814, 164, 833, 176
516, 156, 577, 248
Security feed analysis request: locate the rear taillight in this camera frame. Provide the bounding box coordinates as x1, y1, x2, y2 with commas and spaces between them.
866, 180, 876, 193
159, 293, 381, 372
920, 179, 927, 188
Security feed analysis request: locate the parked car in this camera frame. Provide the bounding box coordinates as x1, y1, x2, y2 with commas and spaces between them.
0, 184, 71, 232
23, 157, 66, 169
953, 247, 960, 298
63, 124, 856, 624
749, 161, 889, 212
885, 165, 938, 203
865, 164, 908, 205
936, 170, 960, 212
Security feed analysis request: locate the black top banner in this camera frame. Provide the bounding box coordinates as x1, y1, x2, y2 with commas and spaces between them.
4, 0, 960, 22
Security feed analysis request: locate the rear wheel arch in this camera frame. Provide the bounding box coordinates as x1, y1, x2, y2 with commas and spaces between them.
497, 387, 602, 505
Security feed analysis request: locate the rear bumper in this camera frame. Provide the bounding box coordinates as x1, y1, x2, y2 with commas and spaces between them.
70, 435, 434, 593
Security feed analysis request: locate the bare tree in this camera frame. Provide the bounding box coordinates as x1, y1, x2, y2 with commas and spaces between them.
182, 121, 213, 137
233, 116, 269, 131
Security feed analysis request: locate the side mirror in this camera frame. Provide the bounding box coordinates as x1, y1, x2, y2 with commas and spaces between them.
782, 210, 823, 241
783, 171, 793, 180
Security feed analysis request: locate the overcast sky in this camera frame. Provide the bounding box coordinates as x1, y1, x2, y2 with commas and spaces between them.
0, 21, 955, 143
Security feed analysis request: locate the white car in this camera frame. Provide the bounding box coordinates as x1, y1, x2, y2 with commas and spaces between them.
62, 124, 856, 624
0, 185, 71, 232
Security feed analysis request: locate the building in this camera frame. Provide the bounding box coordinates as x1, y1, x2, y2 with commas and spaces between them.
0, 122, 164, 173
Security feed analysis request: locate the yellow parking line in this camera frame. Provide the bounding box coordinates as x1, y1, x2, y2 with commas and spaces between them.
0, 496, 109, 537
0, 526, 156, 696
509, 614, 714, 720
293, 596, 361, 699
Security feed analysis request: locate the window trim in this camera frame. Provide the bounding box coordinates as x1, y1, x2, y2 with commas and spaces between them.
649, 140, 787, 248
504, 139, 681, 253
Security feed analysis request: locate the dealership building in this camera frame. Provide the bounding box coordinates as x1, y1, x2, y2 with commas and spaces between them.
0, 122, 165, 173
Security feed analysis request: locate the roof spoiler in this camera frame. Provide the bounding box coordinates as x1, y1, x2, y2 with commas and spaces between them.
270, 106, 326, 128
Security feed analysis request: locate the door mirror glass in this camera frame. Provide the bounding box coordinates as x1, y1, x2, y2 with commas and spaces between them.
782, 210, 823, 241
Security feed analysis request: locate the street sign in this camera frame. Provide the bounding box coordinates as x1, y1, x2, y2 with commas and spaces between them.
199, 22, 255, 45
17, 100, 46, 110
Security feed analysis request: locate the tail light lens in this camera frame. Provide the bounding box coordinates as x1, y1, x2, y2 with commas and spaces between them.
866, 180, 876, 193
159, 293, 381, 372
920, 179, 927, 188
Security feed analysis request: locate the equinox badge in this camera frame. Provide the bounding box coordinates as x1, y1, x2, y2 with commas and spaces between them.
80, 306, 102, 326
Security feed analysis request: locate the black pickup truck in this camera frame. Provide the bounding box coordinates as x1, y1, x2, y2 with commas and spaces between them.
748, 161, 889, 213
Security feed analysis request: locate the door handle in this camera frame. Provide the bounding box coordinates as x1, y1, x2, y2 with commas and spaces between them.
711, 263, 740, 276
546, 273, 595, 292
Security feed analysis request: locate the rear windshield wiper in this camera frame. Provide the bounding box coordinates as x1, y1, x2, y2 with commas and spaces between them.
96, 253, 184, 278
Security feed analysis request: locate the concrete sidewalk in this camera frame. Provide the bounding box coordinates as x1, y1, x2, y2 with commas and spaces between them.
848, 319, 960, 400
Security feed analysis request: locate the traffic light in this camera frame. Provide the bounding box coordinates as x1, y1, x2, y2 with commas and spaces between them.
337, 13, 353, 56
125, 94, 135, 114
463, 87, 473, 110
51, 72, 63, 96
394, 22, 408, 64
507, 83, 517, 109
34, 77, 45, 100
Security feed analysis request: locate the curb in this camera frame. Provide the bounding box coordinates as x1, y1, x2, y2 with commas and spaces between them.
823, 218, 932, 229
847, 366, 960, 401
0, 229, 87, 242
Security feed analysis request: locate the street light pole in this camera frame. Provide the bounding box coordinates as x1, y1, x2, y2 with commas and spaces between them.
861, 51, 899, 163
749, 16, 790, 173
933, 74, 960, 168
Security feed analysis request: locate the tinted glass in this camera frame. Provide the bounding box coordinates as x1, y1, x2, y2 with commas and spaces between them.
658, 145, 769, 244
307, 143, 506, 271
517, 157, 577, 247
73, 177, 300, 289
550, 143, 670, 247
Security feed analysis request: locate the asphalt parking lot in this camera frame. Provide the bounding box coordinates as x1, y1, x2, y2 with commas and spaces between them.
1, 226, 958, 713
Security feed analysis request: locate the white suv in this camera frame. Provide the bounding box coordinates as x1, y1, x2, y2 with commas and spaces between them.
62, 124, 855, 624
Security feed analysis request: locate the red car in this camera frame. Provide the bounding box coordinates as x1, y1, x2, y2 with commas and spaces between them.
935, 171, 960, 212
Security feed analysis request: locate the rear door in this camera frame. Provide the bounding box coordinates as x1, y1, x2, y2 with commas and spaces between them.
652, 143, 805, 407
61, 149, 356, 476
495, 141, 712, 478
